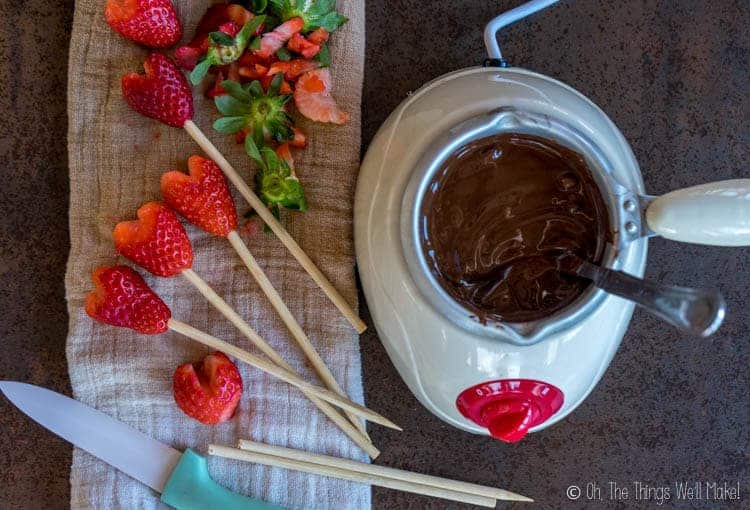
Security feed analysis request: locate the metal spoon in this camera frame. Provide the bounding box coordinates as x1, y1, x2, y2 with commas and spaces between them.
561, 255, 726, 337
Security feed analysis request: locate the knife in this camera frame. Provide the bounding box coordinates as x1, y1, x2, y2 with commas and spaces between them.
0, 381, 281, 510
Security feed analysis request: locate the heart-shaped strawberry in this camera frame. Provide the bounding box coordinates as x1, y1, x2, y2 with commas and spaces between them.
105, 0, 182, 49
161, 155, 238, 237
85, 265, 171, 334
122, 53, 194, 128
173, 351, 243, 424
114, 202, 193, 277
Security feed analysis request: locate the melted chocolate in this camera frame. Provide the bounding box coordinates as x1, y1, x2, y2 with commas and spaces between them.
420, 133, 610, 323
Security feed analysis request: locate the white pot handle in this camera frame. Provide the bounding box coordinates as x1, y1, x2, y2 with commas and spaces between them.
645, 179, 750, 246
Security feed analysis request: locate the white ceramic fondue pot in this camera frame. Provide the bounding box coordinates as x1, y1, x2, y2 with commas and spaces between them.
354, 0, 750, 442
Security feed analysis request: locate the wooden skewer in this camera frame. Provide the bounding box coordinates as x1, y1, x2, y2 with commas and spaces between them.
236, 439, 532, 502
183, 120, 367, 334
208, 445, 498, 508
167, 319, 399, 431
226, 230, 369, 439
177, 269, 378, 456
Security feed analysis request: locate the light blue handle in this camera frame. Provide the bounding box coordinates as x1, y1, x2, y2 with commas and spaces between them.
161, 449, 283, 510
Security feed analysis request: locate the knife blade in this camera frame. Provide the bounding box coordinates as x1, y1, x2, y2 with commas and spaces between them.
1, 381, 280, 510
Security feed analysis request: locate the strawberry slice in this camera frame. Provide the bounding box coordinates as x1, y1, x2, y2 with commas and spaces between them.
113, 202, 193, 277
267, 59, 320, 81
161, 156, 238, 237
294, 68, 350, 124
173, 351, 243, 425
287, 33, 320, 59
275, 143, 295, 171
122, 53, 194, 128
255, 17, 304, 60
306, 28, 329, 45
105, 0, 182, 48
290, 127, 307, 148
85, 265, 171, 334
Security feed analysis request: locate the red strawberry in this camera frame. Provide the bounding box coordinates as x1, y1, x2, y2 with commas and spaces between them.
255, 17, 304, 59
267, 59, 320, 81
218, 21, 240, 37
114, 202, 193, 277
122, 53, 194, 128
85, 265, 171, 334
206, 71, 227, 99
173, 351, 243, 425
174, 45, 204, 70
276, 143, 295, 171
306, 28, 329, 45
287, 33, 320, 59
290, 127, 307, 148
294, 68, 350, 124
226, 4, 254, 27
105, 0, 182, 48
161, 156, 238, 237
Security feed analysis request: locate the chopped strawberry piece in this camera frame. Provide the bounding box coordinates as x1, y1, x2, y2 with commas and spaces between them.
255, 17, 304, 60
306, 28, 329, 45
161, 155, 238, 237
294, 68, 350, 124
275, 143, 294, 170
113, 202, 194, 277
267, 59, 320, 81
105, 0, 181, 48
121, 53, 194, 128
280, 79, 293, 95
206, 71, 227, 99
290, 127, 307, 148
235, 127, 250, 144
238, 63, 268, 80
174, 45, 204, 71
173, 352, 243, 425
226, 4, 254, 27
218, 21, 240, 37
85, 265, 171, 334
287, 33, 321, 59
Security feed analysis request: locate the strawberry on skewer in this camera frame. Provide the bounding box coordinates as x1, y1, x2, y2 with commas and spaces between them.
113, 202, 377, 455
161, 155, 370, 440
120, 52, 366, 333
85, 265, 398, 434
105, 0, 182, 48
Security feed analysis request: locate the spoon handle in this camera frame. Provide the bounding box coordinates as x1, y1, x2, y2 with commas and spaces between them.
576, 261, 726, 337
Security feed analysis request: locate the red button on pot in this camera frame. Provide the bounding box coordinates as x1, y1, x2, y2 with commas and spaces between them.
456, 379, 564, 443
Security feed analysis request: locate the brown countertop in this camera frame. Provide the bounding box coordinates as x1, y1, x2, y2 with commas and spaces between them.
1, 1, 748, 508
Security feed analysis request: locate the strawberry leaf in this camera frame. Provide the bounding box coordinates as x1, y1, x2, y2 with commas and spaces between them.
215, 95, 253, 115
250, 0, 268, 13
245, 135, 264, 166
189, 56, 215, 85
209, 31, 235, 46
213, 116, 247, 134
314, 42, 330, 67
276, 46, 292, 61
268, 0, 348, 32
221, 80, 252, 102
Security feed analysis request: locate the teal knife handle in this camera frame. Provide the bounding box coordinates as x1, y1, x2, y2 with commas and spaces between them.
161, 449, 283, 510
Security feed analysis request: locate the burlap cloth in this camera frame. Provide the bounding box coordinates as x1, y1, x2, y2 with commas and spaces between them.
65, 1, 368, 508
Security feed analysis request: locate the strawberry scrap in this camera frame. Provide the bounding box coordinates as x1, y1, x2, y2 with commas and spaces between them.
85, 265, 171, 334
173, 351, 243, 425
113, 202, 194, 277
105, 0, 182, 48
172, 0, 350, 218
294, 68, 350, 124
122, 53, 194, 127
161, 155, 238, 237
